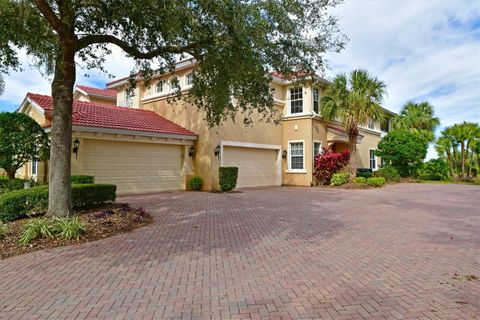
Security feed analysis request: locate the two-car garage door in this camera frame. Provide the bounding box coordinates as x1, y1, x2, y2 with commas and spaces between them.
83, 139, 182, 194
222, 146, 279, 188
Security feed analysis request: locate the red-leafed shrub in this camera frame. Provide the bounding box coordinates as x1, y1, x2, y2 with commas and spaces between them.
314, 147, 350, 185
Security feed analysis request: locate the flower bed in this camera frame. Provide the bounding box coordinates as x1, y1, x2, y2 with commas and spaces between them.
0, 204, 152, 259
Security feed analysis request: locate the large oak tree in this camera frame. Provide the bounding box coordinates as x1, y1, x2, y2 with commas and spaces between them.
0, 0, 346, 216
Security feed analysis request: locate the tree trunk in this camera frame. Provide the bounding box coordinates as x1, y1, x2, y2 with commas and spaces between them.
460, 141, 465, 179
45, 43, 76, 217
348, 134, 358, 182
6, 169, 16, 180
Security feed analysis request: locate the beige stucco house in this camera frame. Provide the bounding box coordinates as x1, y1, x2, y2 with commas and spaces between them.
16, 60, 394, 194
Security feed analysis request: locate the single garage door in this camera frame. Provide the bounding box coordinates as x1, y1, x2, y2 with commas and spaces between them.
223, 146, 278, 188
83, 139, 182, 194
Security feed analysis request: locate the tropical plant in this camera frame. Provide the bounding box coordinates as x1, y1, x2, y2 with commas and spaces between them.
376, 129, 428, 177
51, 216, 85, 240
19, 218, 54, 245
0, 221, 9, 238
189, 176, 203, 191
421, 158, 449, 180
373, 165, 400, 182
313, 146, 350, 185
0, 112, 50, 179
0, 74, 4, 96
321, 70, 387, 181
0, 0, 346, 217
436, 122, 480, 180
330, 173, 349, 186
393, 101, 440, 142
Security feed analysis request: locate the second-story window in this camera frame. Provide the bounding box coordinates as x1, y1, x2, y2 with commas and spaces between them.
290, 87, 303, 114
186, 73, 194, 86
380, 118, 390, 132
170, 77, 179, 91
368, 119, 375, 130
155, 82, 163, 94
313, 88, 319, 113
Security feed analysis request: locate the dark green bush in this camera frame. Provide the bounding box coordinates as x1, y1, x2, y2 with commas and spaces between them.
0, 184, 116, 222
354, 177, 367, 185
219, 167, 238, 191
357, 171, 372, 179
367, 177, 386, 187
418, 174, 442, 181
374, 165, 400, 182
189, 176, 203, 191
71, 175, 95, 184
330, 173, 349, 186
0, 178, 33, 193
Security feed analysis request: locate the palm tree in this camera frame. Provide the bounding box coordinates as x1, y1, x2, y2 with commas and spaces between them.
394, 101, 440, 142
0, 74, 4, 96
435, 134, 456, 179
321, 69, 387, 181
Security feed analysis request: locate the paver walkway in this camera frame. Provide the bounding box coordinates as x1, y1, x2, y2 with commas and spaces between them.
1, 184, 479, 319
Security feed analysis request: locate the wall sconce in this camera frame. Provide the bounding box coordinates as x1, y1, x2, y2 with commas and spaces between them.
189, 146, 195, 158
214, 144, 221, 159
282, 149, 288, 159
73, 138, 80, 158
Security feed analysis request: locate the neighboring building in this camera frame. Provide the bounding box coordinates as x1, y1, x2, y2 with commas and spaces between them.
16, 60, 394, 194
73, 85, 117, 105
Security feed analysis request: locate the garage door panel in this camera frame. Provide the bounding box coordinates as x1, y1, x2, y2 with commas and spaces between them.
223, 146, 278, 188
83, 140, 182, 194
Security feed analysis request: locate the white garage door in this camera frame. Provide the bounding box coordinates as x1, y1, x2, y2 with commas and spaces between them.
223, 146, 278, 188
83, 139, 182, 194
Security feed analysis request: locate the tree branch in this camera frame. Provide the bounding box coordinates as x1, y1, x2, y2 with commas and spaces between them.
77, 34, 200, 59
32, 0, 70, 38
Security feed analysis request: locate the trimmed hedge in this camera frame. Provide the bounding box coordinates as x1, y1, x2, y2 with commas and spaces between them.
418, 174, 442, 181
354, 176, 367, 185
373, 165, 400, 182
71, 175, 95, 184
357, 172, 372, 179
330, 173, 349, 186
0, 184, 116, 222
367, 177, 386, 187
219, 167, 238, 191
189, 176, 203, 191
0, 178, 33, 193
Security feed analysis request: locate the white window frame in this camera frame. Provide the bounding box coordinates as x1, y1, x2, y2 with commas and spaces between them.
312, 88, 319, 114
186, 73, 194, 87
313, 141, 322, 159
31, 159, 38, 177
155, 82, 163, 94
368, 119, 376, 130
170, 77, 179, 91
369, 149, 378, 170
287, 140, 306, 173
289, 87, 303, 114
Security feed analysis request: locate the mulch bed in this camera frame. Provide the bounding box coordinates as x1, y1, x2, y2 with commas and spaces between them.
0, 204, 153, 260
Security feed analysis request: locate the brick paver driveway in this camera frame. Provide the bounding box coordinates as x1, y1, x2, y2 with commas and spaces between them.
1, 184, 479, 320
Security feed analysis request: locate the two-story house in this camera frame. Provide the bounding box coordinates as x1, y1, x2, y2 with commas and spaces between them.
15, 59, 393, 194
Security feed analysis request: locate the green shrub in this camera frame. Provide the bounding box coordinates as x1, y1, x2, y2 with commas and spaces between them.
71, 184, 116, 208
419, 174, 442, 181
0, 184, 116, 222
354, 176, 367, 185
51, 216, 85, 240
219, 167, 238, 191
0, 221, 9, 238
357, 171, 372, 179
189, 176, 203, 191
367, 177, 386, 187
0, 178, 34, 193
71, 175, 95, 184
19, 218, 54, 244
374, 165, 400, 182
330, 173, 349, 186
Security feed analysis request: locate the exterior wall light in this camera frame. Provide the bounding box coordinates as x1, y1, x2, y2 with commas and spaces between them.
189, 146, 195, 158
282, 149, 288, 159
214, 144, 221, 158
73, 138, 80, 158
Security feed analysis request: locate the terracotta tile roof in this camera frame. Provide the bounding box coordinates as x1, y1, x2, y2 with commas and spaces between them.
26, 93, 196, 137
75, 85, 117, 98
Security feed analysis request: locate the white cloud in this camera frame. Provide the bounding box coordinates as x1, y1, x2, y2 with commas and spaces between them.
326, 0, 480, 159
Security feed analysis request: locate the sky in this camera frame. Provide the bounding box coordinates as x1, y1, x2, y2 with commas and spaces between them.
0, 0, 479, 159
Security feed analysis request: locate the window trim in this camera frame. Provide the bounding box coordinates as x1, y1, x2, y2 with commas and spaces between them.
155, 82, 163, 94
312, 88, 319, 114
313, 140, 323, 159
367, 119, 376, 130
186, 73, 194, 87
289, 87, 304, 115
31, 159, 38, 176
369, 148, 378, 171
287, 140, 306, 173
